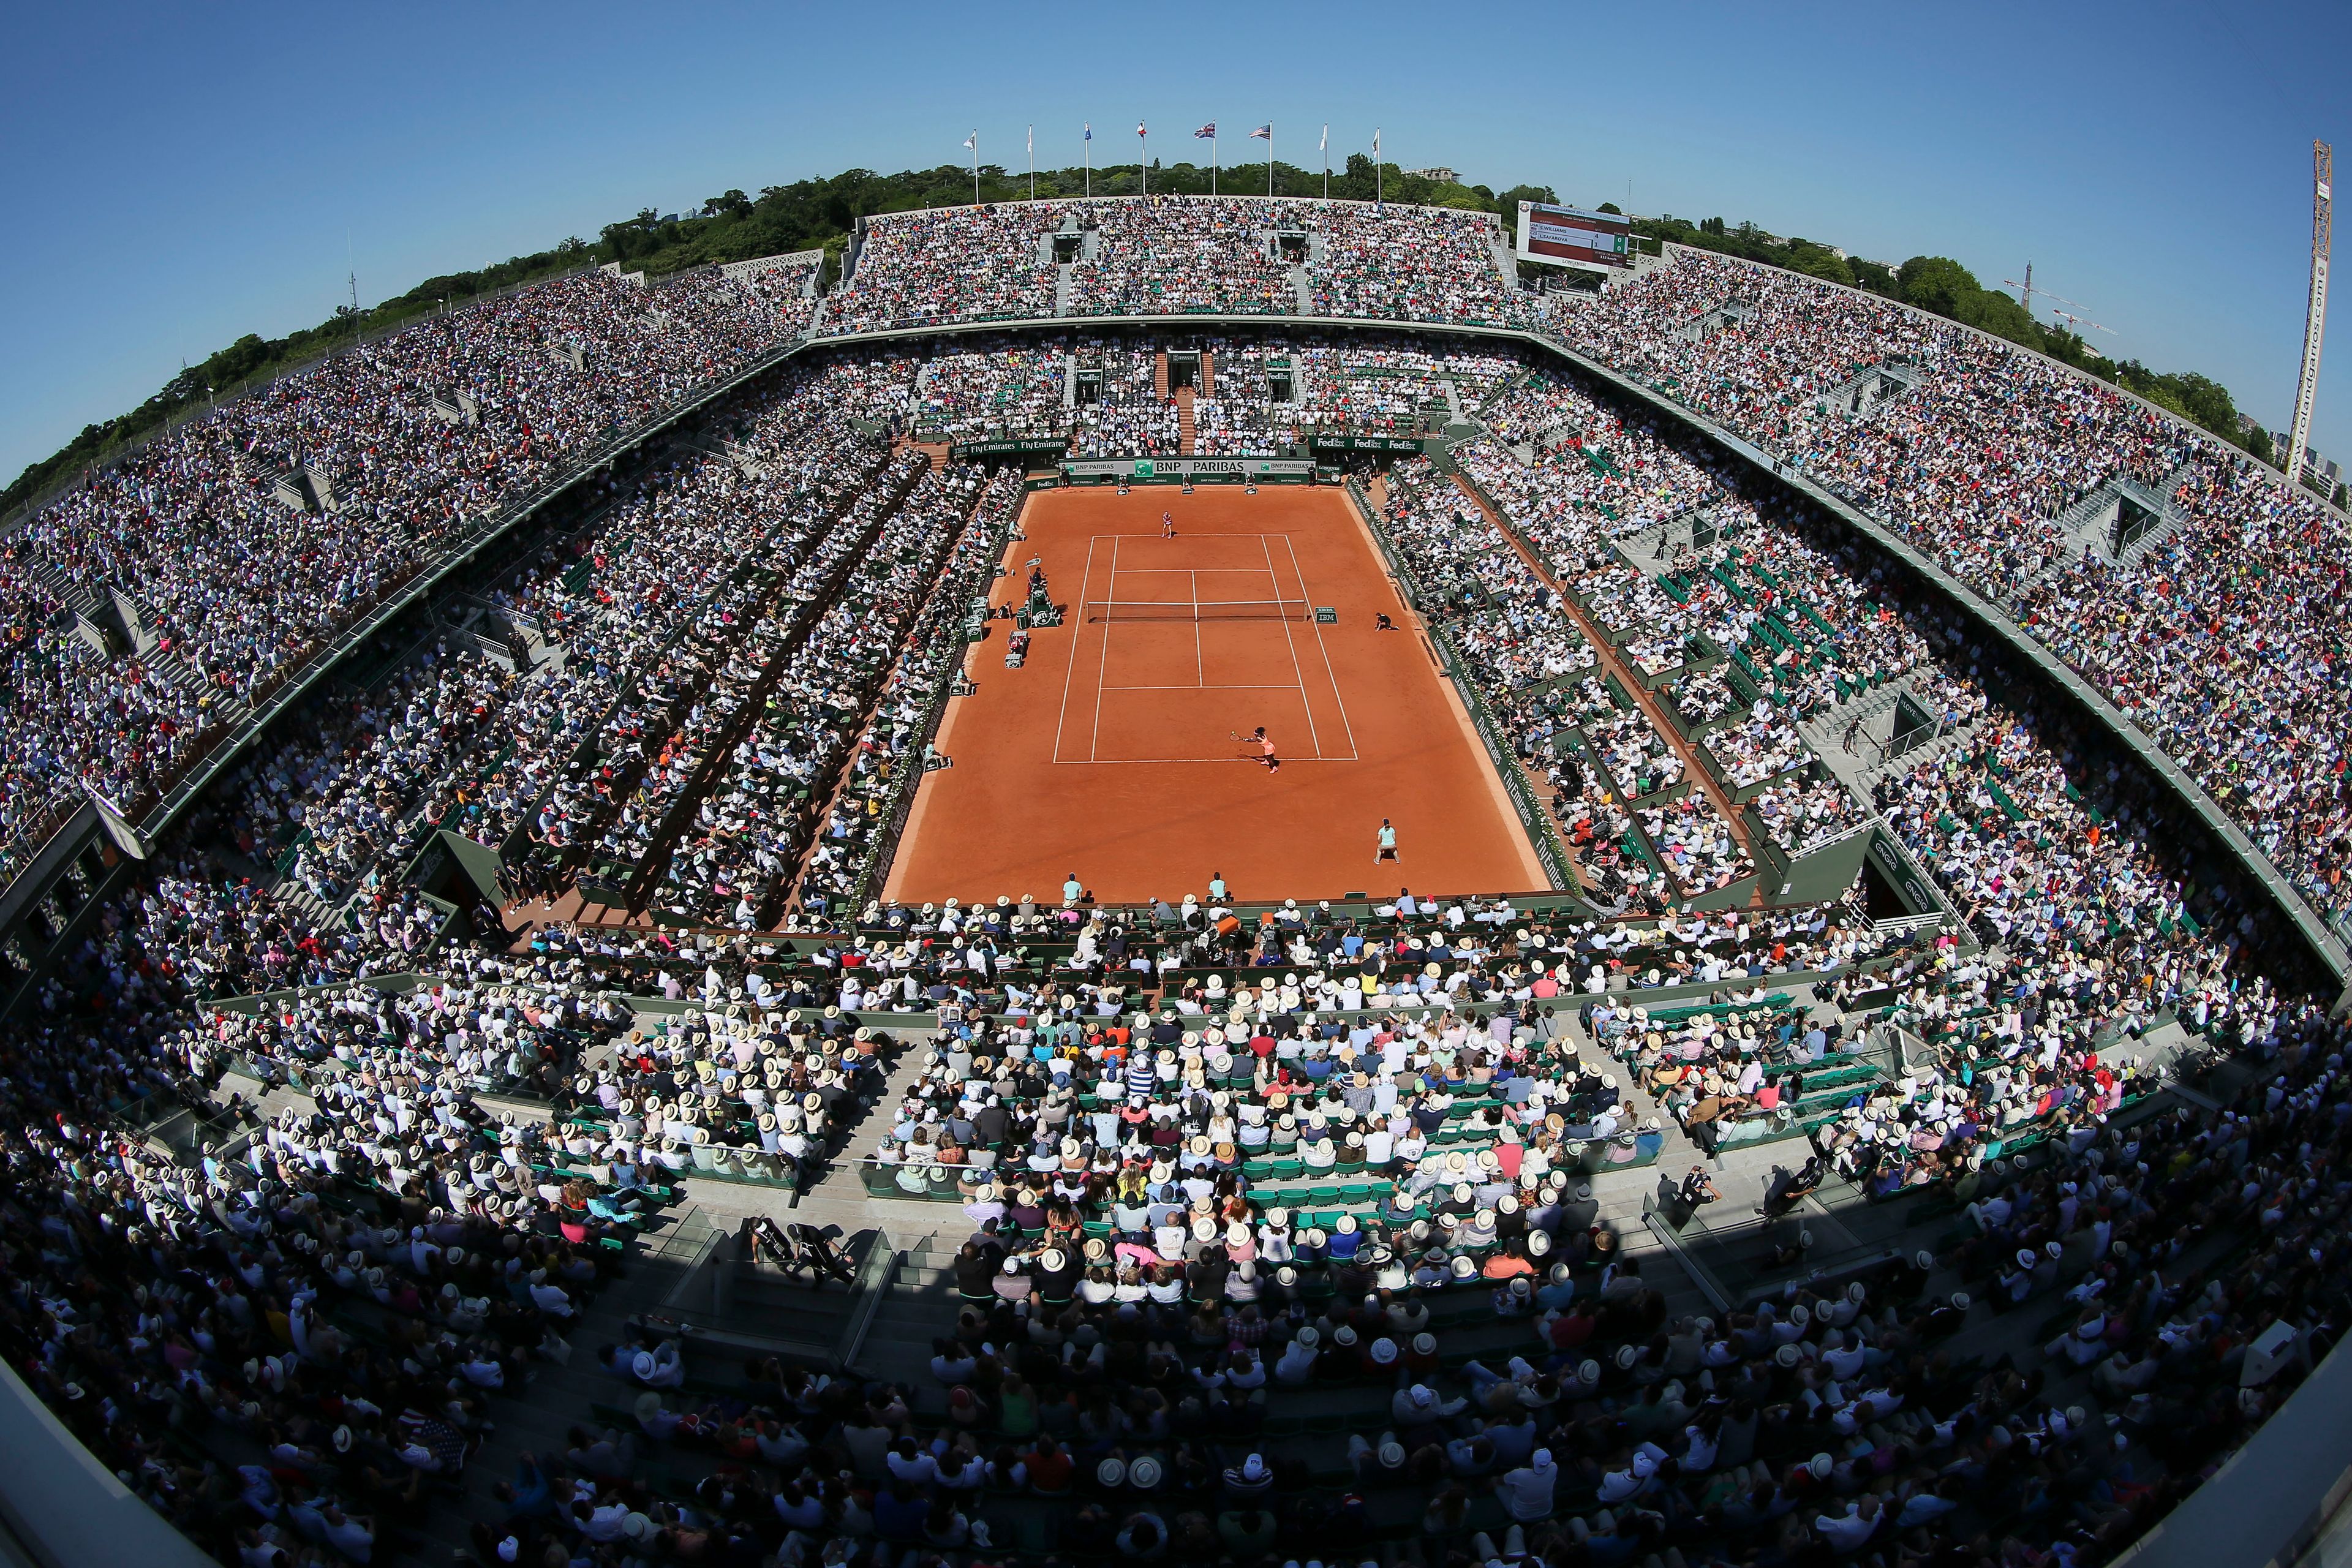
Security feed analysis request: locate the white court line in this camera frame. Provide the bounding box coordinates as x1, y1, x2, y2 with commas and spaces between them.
1117, 565, 1268, 576
1281, 533, 1360, 756
1090, 536, 1119, 761
1052, 756, 1357, 766
1101, 683, 1307, 691
1259, 534, 1323, 760
1052, 536, 1101, 764
1191, 569, 1203, 687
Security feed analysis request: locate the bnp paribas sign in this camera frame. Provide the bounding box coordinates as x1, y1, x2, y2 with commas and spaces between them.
1061, 458, 1315, 479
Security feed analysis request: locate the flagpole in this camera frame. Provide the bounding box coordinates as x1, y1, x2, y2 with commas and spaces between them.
1322, 125, 1329, 199
1084, 125, 1091, 198
1268, 124, 1274, 198
1140, 124, 1148, 197
1212, 132, 1218, 198
1374, 129, 1382, 208
1028, 125, 1035, 202
972, 130, 980, 205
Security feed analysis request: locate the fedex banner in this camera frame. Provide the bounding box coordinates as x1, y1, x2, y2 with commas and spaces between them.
1516, 202, 1634, 272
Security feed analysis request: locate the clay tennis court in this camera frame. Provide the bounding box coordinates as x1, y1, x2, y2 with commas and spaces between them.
884, 484, 1544, 905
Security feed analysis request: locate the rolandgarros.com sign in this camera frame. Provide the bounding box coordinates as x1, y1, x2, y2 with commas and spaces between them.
1060, 457, 1316, 481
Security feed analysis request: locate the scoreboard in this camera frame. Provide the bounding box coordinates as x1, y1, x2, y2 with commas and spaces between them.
1515, 202, 1635, 273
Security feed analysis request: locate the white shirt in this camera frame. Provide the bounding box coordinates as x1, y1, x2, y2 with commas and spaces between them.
1498, 1461, 1556, 1520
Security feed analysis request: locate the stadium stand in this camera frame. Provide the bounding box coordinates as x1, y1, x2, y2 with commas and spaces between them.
3, 195, 2350, 1568
1551, 246, 2352, 934
1, 260, 819, 884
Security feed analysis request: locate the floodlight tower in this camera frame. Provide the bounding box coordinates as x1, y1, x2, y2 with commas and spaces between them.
2286, 141, 2331, 489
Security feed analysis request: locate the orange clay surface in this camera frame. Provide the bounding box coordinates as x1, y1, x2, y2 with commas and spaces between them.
883, 484, 1544, 906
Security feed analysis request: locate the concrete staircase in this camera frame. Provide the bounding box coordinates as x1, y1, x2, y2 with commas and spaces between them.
146, 644, 250, 728
274, 876, 342, 935
1175, 386, 1197, 456
2049, 473, 2192, 571
1794, 675, 1986, 799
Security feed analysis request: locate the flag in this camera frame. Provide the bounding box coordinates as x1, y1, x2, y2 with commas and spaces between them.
963, 131, 976, 151
1195, 123, 1216, 139
1084, 123, 1092, 141
1250, 124, 1270, 140
1027, 125, 1033, 154
1137, 121, 1147, 138
1319, 124, 1327, 153
1372, 128, 1381, 154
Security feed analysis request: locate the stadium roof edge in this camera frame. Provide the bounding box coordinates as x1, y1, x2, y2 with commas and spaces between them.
0, 1355, 218, 1568
2104, 1330, 2352, 1568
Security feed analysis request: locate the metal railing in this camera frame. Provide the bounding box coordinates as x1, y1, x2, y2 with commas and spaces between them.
835, 1229, 901, 1374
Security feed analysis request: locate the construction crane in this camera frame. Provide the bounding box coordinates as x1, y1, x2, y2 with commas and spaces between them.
2003, 263, 2110, 336
2046, 306, 2116, 338
2286, 140, 2332, 490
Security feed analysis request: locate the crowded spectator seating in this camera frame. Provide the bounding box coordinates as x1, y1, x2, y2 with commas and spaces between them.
913, 339, 1071, 445
1066, 199, 1296, 318
1553, 245, 2352, 930
823, 197, 1522, 339
8, 270, 2352, 1568
1071, 350, 1179, 458
1, 263, 815, 883
1311, 203, 1520, 326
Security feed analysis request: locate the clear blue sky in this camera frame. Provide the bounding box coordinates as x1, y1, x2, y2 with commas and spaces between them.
3, 0, 2346, 485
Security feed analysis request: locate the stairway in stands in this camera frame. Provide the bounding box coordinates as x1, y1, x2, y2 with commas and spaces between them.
1174, 386, 1197, 456
146, 644, 248, 729
1794, 671, 1986, 799
892, 433, 951, 472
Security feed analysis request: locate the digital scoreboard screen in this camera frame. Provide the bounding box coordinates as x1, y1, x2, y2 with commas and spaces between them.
1515, 202, 1634, 272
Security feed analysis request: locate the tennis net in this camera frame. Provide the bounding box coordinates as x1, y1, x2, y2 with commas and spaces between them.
1082, 599, 1312, 623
